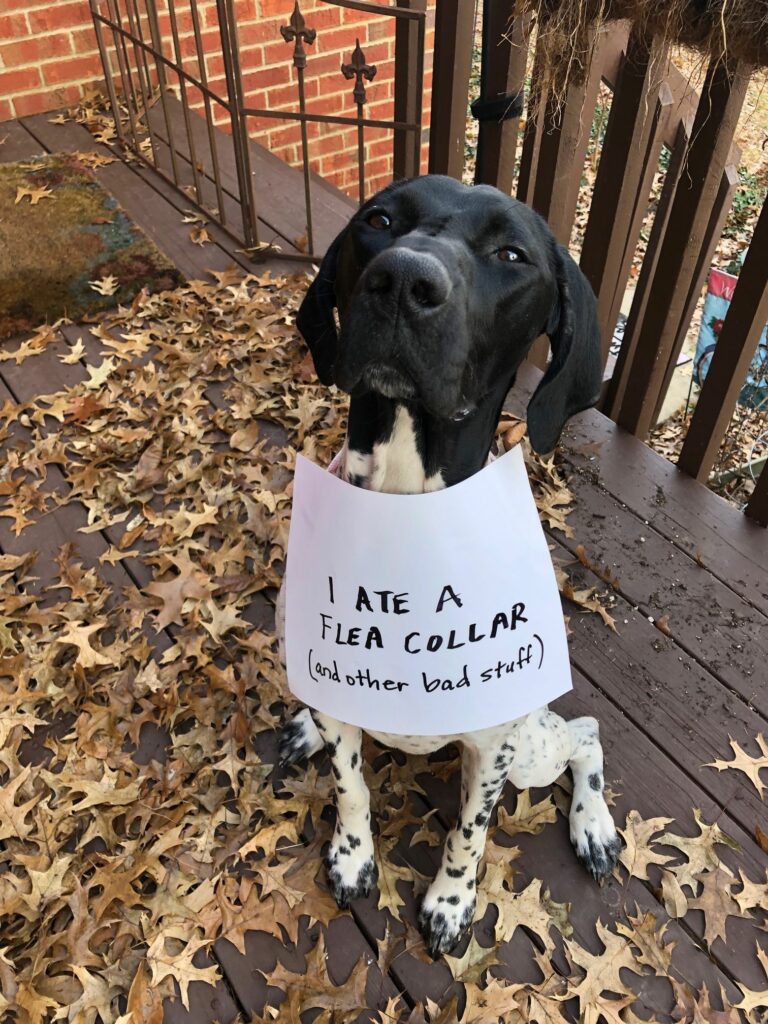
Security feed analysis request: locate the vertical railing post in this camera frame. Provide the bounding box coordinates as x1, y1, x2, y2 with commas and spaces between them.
473, 10, 528, 192
613, 56, 750, 439
428, 0, 475, 178
678, 195, 768, 483
578, 30, 668, 367
650, 163, 740, 423
217, 0, 259, 249
393, 0, 425, 180
746, 464, 768, 526
604, 118, 691, 420
529, 23, 602, 246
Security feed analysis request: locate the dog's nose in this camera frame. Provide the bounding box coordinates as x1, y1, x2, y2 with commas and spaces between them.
364, 248, 452, 312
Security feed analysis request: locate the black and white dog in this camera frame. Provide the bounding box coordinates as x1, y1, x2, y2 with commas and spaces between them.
279, 175, 620, 956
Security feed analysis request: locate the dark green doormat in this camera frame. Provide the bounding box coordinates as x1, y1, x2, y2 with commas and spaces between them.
0, 153, 183, 338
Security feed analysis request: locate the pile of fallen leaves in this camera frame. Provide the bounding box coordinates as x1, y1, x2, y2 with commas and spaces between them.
1, 270, 767, 1023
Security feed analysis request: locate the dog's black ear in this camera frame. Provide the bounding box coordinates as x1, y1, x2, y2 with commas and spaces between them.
526, 244, 602, 453
296, 228, 347, 385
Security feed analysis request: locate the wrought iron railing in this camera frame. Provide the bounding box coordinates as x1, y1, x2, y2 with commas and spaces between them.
89, 0, 426, 261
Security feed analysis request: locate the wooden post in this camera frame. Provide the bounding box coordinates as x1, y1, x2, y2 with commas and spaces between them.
393, 0, 426, 180
579, 30, 668, 366
614, 56, 750, 439
746, 464, 768, 526
473, 11, 528, 193
679, 196, 768, 483
428, 0, 475, 179
650, 163, 739, 423
603, 118, 691, 420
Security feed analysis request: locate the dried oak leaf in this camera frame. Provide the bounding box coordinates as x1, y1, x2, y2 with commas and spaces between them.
563, 919, 641, 1024
660, 809, 740, 893
55, 619, 115, 669
704, 734, 768, 798
146, 929, 219, 1011
495, 789, 557, 838
734, 944, 768, 1016
731, 868, 768, 916
617, 810, 675, 881
144, 570, 211, 630
616, 909, 676, 976
686, 865, 743, 946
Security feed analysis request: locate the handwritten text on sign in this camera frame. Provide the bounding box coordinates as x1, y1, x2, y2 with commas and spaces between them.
284, 445, 572, 736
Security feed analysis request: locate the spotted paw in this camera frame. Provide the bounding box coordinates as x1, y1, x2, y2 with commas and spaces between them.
279, 708, 323, 766
570, 794, 622, 881
418, 883, 476, 958
326, 838, 377, 908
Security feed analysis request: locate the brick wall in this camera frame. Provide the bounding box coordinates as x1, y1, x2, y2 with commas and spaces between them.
1, 0, 434, 199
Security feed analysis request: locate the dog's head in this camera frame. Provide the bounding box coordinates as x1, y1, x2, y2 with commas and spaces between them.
296, 175, 601, 453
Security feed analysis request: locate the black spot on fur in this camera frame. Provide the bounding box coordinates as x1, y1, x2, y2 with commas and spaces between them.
474, 812, 488, 828
462, 825, 473, 840
347, 833, 361, 848
575, 802, 584, 813
326, 742, 337, 757
350, 752, 358, 768
588, 773, 601, 791
446, 895, 460, 905
447, 866, 466, 878
338, 845, 350, 856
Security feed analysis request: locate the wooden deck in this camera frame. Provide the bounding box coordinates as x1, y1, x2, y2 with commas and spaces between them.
1, 113, 767, 1023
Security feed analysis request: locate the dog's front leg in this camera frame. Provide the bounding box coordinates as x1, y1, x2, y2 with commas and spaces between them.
314, 712, 378, 907
419, 740, 513, 957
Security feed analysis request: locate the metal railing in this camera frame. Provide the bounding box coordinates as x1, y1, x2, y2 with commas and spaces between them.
89, 0, 426, 261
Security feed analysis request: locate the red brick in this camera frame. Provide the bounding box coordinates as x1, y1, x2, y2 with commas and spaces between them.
241, 64, 290, 92
42, 54, 102, 87
306, 6, 342, 31
320, 149, 356, 174
0, 33, 73, 67
259, 0, 295, 19
0, 98, 13, 120
0, 12, 27, 38
28, 3, 88, 32
341, 7, 373, 25
237, 19, 284, 46
303, 53, 345, 79
12, 86, 66, 118
266, 122, 302, 149
366, 99, 394, 119
367, 136, 393, 160
311, 92, 346, 115
261, 37, 306, 66
71, 28, 101, 55
0, 66, 42, 96
368, 20, 394, 42
317, 26, 362, 56
268, 77, 319, 108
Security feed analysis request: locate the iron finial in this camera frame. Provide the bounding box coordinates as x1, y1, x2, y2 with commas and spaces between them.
280, 2, 316, 69
341, 38, 376, 105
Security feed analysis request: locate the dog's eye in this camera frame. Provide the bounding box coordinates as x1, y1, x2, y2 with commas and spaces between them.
366, 211, 391, 230
496, 247, 522, 263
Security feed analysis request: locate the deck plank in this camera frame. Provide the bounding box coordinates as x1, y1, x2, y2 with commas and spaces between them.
512, 364, 768, 616
146, 97, 355, 256
543, 448, 768, 718
0, 118, 45, 161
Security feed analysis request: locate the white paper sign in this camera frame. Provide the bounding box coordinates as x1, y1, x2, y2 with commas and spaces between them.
284, 445, 572, 736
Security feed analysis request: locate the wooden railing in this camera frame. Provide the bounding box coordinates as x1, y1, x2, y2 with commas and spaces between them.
427, 7, 767, 526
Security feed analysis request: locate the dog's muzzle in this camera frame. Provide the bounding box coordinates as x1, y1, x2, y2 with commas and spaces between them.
335, 245, 470, 416
363, 248, 453, 314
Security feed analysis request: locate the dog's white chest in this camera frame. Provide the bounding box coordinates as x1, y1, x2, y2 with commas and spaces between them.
345, 406, 445, 494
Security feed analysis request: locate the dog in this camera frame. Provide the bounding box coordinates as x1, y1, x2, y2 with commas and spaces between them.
278, 175, 620, 956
